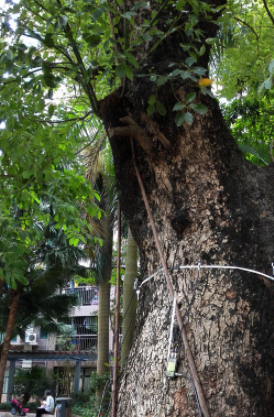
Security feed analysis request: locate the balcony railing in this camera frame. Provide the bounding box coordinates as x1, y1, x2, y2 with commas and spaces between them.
55, 335, 97, 351
62, 286, 99, 306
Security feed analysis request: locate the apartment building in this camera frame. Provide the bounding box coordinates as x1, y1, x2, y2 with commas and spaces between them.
2, 284, 115, 402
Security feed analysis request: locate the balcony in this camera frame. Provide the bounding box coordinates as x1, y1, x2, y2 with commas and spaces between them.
55, 335, 97, 351
62, 286, 99, 306
55, 317, 98, 351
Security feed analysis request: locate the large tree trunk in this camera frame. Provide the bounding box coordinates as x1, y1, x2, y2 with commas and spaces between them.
0, 291, 20, 401
98, 2, 274, 416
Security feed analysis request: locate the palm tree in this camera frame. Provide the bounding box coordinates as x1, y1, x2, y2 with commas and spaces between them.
85, 139, 117, 375
0, 214, 89, 400
121, 228, 138, 367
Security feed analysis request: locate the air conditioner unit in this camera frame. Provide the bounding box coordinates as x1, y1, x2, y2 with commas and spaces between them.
25, 332, 37, 344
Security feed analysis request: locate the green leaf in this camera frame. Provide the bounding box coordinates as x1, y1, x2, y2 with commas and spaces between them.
125, 65, 133, 80
125, 53, 139, 69
185, 57, 196, 67
206, 37, 218, 45
94, 192, 100, 201
176, 0, 186, 10
199, 45, 206, 56
269, 61, 274, 75
48, 104, 55, 118
189, 103, 208, 114
185, 112, 194, 124
115, 64, 126, 78
147, 103, 155, 116
157, 76, 168, 86
201, 88, 214, 98
86, 34, 101, 47
264, 78, 273, 90
44, 33, 55, 47
175, 111, 185, 126
6, 49, 13, 61
186, 92, 196, 103
148, 95, 156, 105
173, 102, 185, 111
156, 101, 166, 116
193, 67, 207, 76
57, 15, 68, 29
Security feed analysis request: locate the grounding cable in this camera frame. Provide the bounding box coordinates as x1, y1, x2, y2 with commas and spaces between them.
139, 263, 274, 287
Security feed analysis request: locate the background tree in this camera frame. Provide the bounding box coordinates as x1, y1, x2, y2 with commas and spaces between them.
0, 212, 89, 400
121, 228, 137, 368
86, 141, 117, 375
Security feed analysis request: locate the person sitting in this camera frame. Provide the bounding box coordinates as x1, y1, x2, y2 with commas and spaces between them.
36, 390, 54, 417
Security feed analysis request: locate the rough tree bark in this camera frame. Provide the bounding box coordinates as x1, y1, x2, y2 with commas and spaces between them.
97, 1, 274, 416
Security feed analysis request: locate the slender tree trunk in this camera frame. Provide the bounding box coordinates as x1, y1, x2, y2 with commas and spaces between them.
97, 217, 113, 375
0, 291, 20, 401
121, 228, 137, 367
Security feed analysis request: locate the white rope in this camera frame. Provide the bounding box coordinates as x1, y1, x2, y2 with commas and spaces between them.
139, 263, 274, 287
178, 264, 274, 282
139, 268, 162, 288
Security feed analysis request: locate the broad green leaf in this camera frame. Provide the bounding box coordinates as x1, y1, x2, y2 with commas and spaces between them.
147, 103, 155, 116
185, 57, 196, 67
193, 67, 207, 76
206, 37, 218, 45
125, 65, 133, 80
148, 95, 156, 105
186, 92, 196, 103
264, 78, 273, 90
57, 15, 68, 29
86, 34, 101, 47
185, 112, 194, 124
173, 103, 185, 111
157, 76, 168, 86
175, 111, 185, 126
115, 64, 126, 78
94, 192, 101, 201
269, 61, 274, 75
176, 0, 186, 10
156, 101, 166, 116
199, 45, 206, 56
48, 104, 55, 118
189, 103, 208, 114
44, 33, 55, 47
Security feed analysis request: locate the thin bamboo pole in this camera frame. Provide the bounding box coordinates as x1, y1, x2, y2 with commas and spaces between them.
111, 203, 121, 417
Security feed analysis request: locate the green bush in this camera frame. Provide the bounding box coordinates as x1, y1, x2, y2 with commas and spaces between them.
71, 373, 111, 417
13, 366, 56, 405
0, 401, 12, 410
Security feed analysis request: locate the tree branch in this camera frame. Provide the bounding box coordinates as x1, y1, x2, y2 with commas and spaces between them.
56, 0, 98, 115
29, 110, 92, 125
141, 113, 171, 150
262, 0, 274, 26
109, 116, 154, 155
107, 9, 120, 63
233, 16, 259, 40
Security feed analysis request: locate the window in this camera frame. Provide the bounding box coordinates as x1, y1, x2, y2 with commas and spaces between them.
40, 328, 48, 339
